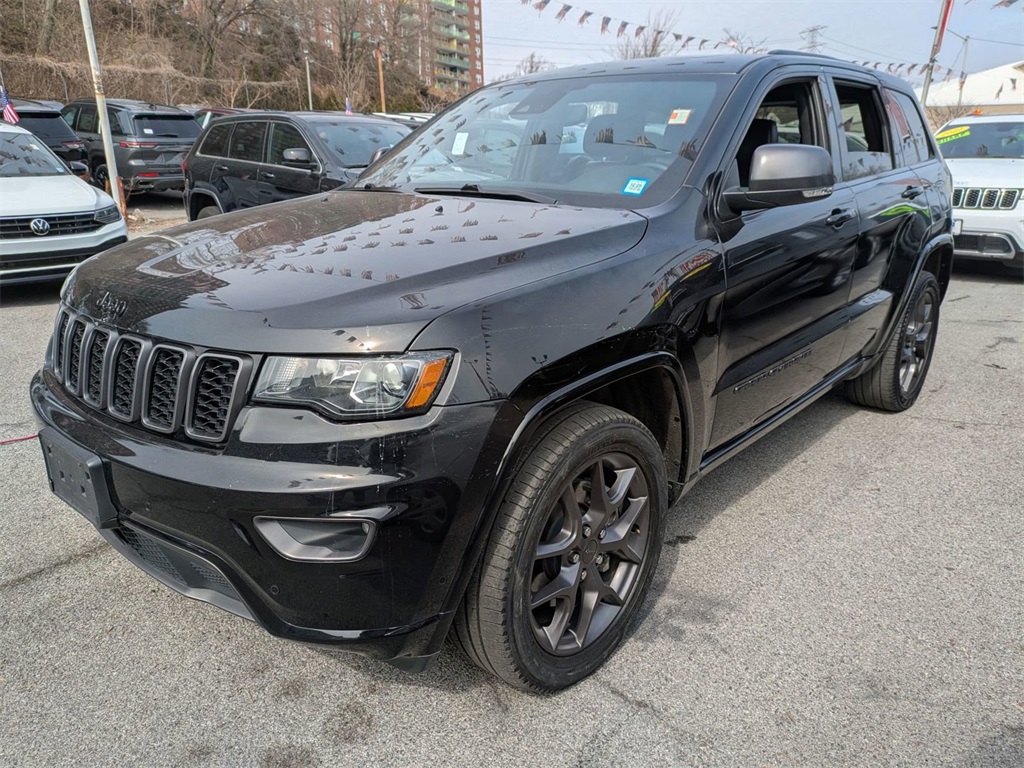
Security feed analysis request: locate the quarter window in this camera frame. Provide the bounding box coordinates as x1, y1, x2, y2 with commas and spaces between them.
77, 106, 98, 133
268, 123, 311, 166
228, 121, 267, 162
834, 81, 894, 180
884, 89, 934, 165
200, 123, 232, 157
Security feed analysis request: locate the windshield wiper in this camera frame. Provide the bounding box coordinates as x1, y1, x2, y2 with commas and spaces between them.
359, 182, 402, 192
413, 184, 556, 204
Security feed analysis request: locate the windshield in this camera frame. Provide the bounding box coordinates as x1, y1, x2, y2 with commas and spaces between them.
308, 120, 411, 167
358, 73, 732, 208
132, 115, 201, 139
14, 114, 74, 140
0, 133, 69, 177
937, 120, 1024, 159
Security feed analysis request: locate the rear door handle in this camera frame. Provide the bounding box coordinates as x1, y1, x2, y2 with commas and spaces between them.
825, 208, 856, 227
901, 185, 924, 200
215, 165, 229, 171
259, 172, 276, 180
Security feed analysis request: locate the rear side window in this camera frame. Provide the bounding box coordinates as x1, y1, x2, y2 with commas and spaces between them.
884, 89, 934, 165
61, 107, 78, 127
833, 81, 894, 181
200, 123, 232, 157
228, 121, 267, 162
268, 123, 311, 166
77, 106, 98, 133
131, 115, 201, 139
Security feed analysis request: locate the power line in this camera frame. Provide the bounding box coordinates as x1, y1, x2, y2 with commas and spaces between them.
800, 25, 827, 54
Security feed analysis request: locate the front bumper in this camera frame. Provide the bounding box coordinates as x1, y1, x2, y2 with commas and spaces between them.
0, 222, 128, 284
31, 368, 511, 667
952, 209, 1024, 264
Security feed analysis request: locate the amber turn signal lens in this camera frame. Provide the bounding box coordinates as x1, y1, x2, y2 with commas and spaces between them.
406, 358, 449, 409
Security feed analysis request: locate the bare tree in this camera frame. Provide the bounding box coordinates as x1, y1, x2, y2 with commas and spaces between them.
611, 11, 682, 60
720, 29, 768, 55
492, 52, 555, 82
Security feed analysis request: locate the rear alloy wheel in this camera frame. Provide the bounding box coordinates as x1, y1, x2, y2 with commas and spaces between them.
844, 270, 940, 411
455, 403, 666, 692
92, 164, 109, 192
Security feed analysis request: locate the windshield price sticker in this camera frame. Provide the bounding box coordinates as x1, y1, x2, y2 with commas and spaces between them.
668, 108, 693, 125
622, 178, 649, 196
936, 126, 970, 144
452, 132, 469, 156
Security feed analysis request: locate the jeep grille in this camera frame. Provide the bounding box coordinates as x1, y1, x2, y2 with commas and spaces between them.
951, 187, 1020, 210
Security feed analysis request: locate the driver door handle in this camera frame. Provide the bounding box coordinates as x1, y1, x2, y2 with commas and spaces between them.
901, 185, 925, 200
259, 172, 276, 180
825, 208, 856, 227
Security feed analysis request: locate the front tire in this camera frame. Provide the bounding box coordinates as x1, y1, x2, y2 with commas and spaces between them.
455, 403, 666, 692
196, 205, 221, 220
844, 270, 940, 411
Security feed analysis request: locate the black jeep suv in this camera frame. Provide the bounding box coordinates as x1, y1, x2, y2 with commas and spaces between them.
32, 54, 952, 692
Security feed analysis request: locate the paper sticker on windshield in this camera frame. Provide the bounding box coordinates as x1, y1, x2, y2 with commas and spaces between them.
622, 178, 649, 196
452, 132, 469, 155
935, 126, 969, 144
668, 108, 693, 125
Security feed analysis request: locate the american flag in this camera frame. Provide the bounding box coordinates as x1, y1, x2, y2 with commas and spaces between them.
1, 88, 20, 124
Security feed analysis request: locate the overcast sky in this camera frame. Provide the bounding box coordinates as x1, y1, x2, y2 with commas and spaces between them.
480, 0, 1024, 82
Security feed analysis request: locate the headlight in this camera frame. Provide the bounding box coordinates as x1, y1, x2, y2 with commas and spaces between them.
94, 205, 121, 224
253, 352, 452, 418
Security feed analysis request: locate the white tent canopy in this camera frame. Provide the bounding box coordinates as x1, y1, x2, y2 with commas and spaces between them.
918, 61, 1024, 109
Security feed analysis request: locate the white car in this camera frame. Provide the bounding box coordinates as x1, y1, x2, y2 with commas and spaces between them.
936, 114, 1024, 271
1, 122, 127, 285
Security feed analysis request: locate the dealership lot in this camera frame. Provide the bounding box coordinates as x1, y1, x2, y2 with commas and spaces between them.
0, 267, 1021, 766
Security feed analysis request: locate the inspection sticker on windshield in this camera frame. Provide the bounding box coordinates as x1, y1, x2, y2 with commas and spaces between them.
622, 178, 649, 196
452, 132, 469, 155
668, 108, 693, 125
935, 126, 969, 144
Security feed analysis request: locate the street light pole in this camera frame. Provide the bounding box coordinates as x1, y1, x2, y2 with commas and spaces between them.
304, 49, 313, 110
921, 0, 956, 107
77, 0, 125, 214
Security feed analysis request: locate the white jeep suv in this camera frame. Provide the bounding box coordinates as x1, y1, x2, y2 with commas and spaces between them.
936, 114, 1024, 271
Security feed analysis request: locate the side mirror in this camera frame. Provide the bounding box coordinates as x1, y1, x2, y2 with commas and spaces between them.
68, 160, 89, 176
368, 145, 392, 165
282, 147, 312, 165
724, 144, 834, 212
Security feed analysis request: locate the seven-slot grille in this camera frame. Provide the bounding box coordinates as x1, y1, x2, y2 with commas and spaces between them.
0, 212, 103, 239
951, 187, 1020, 210
51, 307, 249, 443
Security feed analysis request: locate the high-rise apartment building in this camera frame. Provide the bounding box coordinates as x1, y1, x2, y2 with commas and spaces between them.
416, 0, 484, 93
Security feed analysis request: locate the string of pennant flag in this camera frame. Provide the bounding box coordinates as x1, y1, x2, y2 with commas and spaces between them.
521, 0, 1022, 98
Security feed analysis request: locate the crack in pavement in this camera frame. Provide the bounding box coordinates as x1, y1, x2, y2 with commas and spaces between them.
0, 542, 108, 593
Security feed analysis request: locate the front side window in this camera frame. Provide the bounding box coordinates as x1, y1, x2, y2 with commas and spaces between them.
268, 123, 312, 166
936, 120, 1024, 159
834, 81, 894, 181
0, 133, 70, 177
359, 73, 731, 208
884, 89, 934, 165
228, 121, 268, 162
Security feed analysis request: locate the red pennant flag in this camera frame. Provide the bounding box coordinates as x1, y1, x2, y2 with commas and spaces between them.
682, 36, 695, 48
617, 21, 628, 37
554, 3, 571, 21
533, 0, 551, 11
673, 33, 682, 43
578, 10, 592, 25
601, 16, 611, 34
905, 64, 917, 75
634, 25, 646, 38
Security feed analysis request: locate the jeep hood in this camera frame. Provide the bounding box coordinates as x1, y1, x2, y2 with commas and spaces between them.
945, 157, 1024, 188
63, 190, 647, 354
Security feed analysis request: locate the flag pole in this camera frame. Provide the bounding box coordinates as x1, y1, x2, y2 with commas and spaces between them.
77, 0, 125, 214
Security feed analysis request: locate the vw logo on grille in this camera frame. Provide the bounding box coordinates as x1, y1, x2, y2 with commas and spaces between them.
30, 218, 51, 236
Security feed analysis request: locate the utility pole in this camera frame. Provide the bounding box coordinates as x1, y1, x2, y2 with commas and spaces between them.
921, 0, 956, 107
78, 0, 124, 214
375, 45, 387, 112
303, 49, 313, 110
800, 25, 827, 54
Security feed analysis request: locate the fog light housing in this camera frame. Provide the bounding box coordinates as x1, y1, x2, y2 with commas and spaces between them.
254, 515, 377, 562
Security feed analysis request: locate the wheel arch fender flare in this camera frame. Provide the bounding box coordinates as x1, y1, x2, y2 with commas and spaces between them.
188, 189, 224, 220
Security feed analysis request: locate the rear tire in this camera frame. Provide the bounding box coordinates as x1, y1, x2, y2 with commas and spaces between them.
92, 164, 109, 191
844, 270, 940, 411
454, 403, 666, 692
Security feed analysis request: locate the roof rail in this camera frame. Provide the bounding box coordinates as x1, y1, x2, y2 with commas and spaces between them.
767, 49, 842, 62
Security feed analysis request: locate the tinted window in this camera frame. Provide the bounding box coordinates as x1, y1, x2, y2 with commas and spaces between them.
0, 132, 70, 177
739, 80, 829, 186
884, 89, 934, 165
228, 121, 267, 162
15, 113, 75, 140
107, 108, 126, 136
308, 120, 409, 168
834, 81, 894, 180
936, 120, 1024, 159
77, 106, 98, 133
200, 123, 232, 157
131, 115, 201, 139
268, 123, 311, 165
61, 107, 77, 127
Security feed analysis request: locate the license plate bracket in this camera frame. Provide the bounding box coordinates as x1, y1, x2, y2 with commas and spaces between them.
39, 428, 118, 529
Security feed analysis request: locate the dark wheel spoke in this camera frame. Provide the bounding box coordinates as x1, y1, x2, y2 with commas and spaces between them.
534, 483, 582, 560
600, 494, 648, 564
586, 459, 613, 530
530, 564, 580, 609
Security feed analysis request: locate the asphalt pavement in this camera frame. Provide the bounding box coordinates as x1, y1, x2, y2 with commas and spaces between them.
0, 264, 1021, 767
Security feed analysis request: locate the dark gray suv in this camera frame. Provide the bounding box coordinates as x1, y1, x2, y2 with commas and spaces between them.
61, 99, 201, 194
